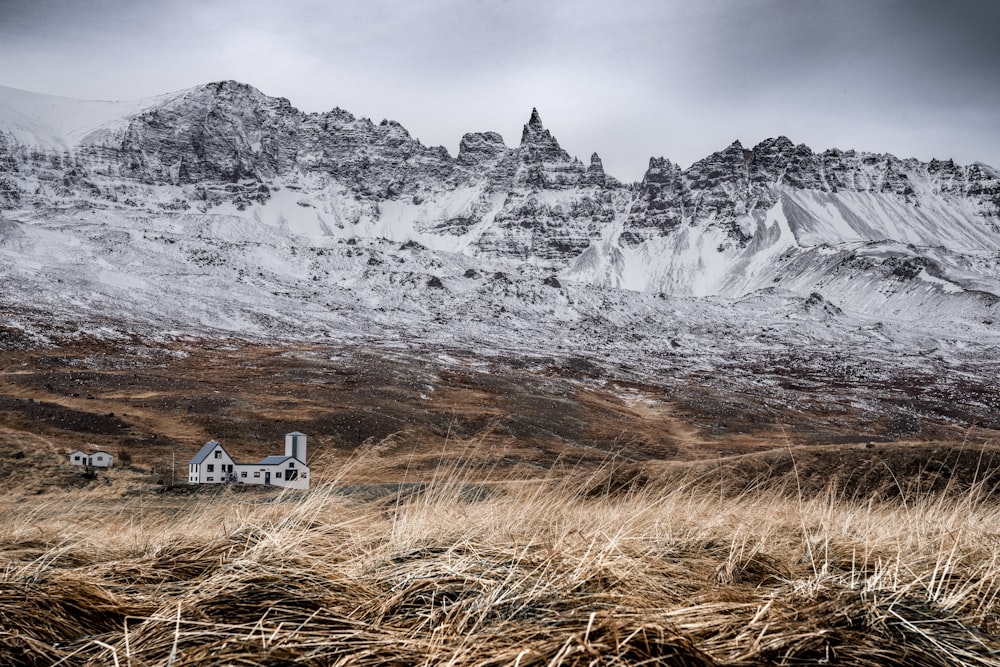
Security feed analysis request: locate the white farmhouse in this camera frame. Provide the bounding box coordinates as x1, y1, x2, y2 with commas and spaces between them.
188, 440, 236, 484
69, 450, 113, 468
189, 432, 310, 489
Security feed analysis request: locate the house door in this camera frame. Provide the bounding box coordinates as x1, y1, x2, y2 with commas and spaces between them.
265, 471, 270, 485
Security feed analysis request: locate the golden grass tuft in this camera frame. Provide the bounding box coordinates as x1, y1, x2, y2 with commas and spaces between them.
2, 450, 1000, 666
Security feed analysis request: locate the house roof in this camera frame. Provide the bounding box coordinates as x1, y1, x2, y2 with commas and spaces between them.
257, 454, 294, 466
69, 450, 88, 456
286, 431, 306, 437
190, 440, 225, 464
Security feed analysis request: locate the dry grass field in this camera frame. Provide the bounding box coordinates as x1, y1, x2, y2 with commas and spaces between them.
3, 441, 1000, 666
3, 340, 1000, 665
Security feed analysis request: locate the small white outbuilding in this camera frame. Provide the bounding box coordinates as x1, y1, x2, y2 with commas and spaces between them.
89, 451, 113, 468
69, 450, 113, 468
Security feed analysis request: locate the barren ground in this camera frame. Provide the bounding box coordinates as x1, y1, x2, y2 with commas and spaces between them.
1, 338, 998, 495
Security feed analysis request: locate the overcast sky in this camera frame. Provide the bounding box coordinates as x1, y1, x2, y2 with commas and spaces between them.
1, 0, 998, 181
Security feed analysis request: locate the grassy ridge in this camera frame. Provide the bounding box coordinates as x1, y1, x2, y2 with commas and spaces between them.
2, 455, 1000, 666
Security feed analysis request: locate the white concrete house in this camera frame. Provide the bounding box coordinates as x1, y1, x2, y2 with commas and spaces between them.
69, 450, 113, 468
188, 440, 237, 484
90, 451, 113, 468
190, 433, 310, 489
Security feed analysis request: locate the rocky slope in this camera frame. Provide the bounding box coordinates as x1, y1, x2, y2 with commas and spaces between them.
1, 81, 999, 438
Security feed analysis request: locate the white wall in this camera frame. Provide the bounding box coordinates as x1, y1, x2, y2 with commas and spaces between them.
90, 452, 112, 468
234, 461, 310, 489
234, 463, 266, 485
275, 460, 310, 490
190, 446, 236, 484
284, 432, 307, 463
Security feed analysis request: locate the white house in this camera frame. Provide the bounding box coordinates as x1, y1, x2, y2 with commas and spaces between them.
189, 433, 310, 489
188, 440, 236, 484
69, 450, 113, 468
90, 451, 113, 468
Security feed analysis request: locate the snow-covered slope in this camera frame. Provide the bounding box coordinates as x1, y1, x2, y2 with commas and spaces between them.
1, 81, 999, 417
0, 85, 179, 152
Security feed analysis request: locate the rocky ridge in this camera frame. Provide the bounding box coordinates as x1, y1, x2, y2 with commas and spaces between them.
0, 80, 999, 340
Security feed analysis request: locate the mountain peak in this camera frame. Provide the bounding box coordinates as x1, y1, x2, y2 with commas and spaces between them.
754, 136, 795, 151
199, 80, 268, 100
585, 152, 607, 185
528, 107, 543, 130
517, 106, 572, 168
204, 79, 254, 92
457, 131, 507, 166
521, 107, 548, 145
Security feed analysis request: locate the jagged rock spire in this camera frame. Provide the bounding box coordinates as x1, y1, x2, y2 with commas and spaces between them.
521, 107, 547, 145
519, 107, 570, 164
585, 152, 606, 185
528, 107, 543, 130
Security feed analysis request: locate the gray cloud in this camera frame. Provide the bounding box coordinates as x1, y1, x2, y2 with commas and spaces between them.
1, 0, 998, 181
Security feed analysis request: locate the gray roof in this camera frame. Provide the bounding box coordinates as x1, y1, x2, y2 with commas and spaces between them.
190, 440, 225, 464
257, 455, 294, 466
286, 431, 306, 436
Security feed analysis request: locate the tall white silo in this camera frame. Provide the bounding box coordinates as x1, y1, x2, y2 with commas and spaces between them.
285, 431, 307, 463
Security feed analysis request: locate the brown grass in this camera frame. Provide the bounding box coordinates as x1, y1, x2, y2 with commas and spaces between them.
2, 444, 1000, 666
3, 340, 997, 483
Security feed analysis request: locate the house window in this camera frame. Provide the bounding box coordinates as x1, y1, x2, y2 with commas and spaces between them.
288, 461, 295, 468
240, 471, 247, 478
214, 451, 221, 458
74, 456, 81, 461
207, 464, 214, 472
275, 472, 282, 479
207, 476, 214, 481
254, 472, 260, 478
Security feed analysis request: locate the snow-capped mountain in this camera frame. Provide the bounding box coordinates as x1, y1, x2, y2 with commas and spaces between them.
1, 80, 999, 435
3, 82, 997, 293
